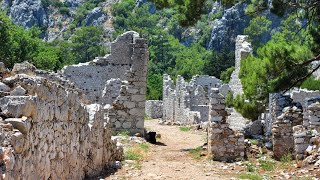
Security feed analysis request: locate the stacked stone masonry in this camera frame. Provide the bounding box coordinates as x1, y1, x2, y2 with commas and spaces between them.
207, 88, 245, 161
228, 35, 252, 96
62, 31, 149, 134
0, 71, 122, 179
162, 74, 222, 125
267, 92, 320, 160
272, 106, 303, 159
145, 100, 163, 119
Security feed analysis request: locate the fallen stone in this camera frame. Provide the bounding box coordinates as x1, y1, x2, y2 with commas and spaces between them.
10, 86, 26, 96
5, 117, 30, 134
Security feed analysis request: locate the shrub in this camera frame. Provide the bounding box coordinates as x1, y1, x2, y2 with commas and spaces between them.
300, 76, 320, 91
179, 126, 191, 132
233, 95, 262, 120
259, 158, 276, 171
59, 7, 70, 15
239, 173, 262, 180
220, 66, 235, 84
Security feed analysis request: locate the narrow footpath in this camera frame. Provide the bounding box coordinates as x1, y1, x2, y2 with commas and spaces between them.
107, 119, 241, 180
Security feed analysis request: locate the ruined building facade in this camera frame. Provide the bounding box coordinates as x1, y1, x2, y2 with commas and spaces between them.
0, 31, 148, 179
62, 31, 148, 135
162, 75, 222, 125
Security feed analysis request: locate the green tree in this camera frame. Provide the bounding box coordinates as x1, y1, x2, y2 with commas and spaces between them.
71, 26, 105, 63
244, 16, 271, 49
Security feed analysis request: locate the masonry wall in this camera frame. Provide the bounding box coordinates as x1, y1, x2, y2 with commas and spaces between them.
272, 106, 303, 159
291, 89, 320, 111
229, 35, 252, 96
207, 88, 245, 161
62, 31, 149, 134
162, 74, 222, 125
0, 73, 122, 179
145, 100, 163, 119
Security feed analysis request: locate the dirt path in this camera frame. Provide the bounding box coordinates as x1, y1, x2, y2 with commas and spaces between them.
107, 120, 241, 180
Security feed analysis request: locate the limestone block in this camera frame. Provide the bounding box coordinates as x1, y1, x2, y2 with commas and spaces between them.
10, 86, 26, 96
5, 117, 30, 134
122, 122, 132, 129
10, 132, 26, 154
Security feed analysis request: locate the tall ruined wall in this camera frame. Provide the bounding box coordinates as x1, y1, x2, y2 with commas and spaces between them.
265, 93, 293, 137
62, 31, 149, 134
228, 35, 252, 96
162, 74, 222, 125
0, 73, 122, 179
207, 88, 245, 161
162, 74, 175, 122
272, 106, 303, 160
145, 100, 163, 119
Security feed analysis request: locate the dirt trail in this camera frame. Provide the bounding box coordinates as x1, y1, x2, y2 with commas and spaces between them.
108, 120, 240, 180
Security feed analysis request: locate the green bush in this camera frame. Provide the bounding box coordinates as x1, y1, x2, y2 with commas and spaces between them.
233, 95, 263, 120
59, 7, 70, 15
239, 173, 262, 180
225, 92, 234, 107
179, 126, 191, 132
220, 66, 235, 84
300, 76, 320, 91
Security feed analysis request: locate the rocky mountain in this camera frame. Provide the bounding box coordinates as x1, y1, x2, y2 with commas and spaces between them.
1, 0, 282, 52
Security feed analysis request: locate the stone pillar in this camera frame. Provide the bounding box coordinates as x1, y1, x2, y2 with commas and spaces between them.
266, 93, 292, 137
272, 106, 303, 160
229, 35, 252, 96
207, 88, 245, 161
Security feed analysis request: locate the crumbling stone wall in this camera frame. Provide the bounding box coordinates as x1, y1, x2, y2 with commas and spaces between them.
272, 106, 303, 159
229, 35, 252, 96
145, 100, 163, 119
265, 93, 293, 137
62, 31, 148, 134
207, 88, 245, 161
291, 89, 320, 110
0, 72, 122, 179
162, 74, 222, 125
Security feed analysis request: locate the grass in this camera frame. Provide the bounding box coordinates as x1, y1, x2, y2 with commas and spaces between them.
124, 148, 143, 160
124, 143, 151, 169
139, 143, 150, 152
189, 146, 203, 159
245, 161, 256, 172
117, 130, 130, 137
179, 126, 191, 132
249, 139, 259, 145
259, 158, 276, 171
280, 153, 293, 168
239, 173, 263, 180
144, 114, 152, 120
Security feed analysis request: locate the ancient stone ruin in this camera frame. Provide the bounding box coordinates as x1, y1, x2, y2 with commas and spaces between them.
162, 74, 222, 125
207, 88, 245, 161
0, 31, 149, 179
62, 31, 148, 135
145, 100, 163, 119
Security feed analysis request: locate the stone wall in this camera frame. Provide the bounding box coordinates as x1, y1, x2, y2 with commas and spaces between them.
265, 93, 292, 137
272, 106, 303, 159
291, 89, 320, 111
162, 74, 222, 125
228, 35, 252, 96
0, 73, 122, 179
207, 88, 245, 161
145, 100, 163, 119
62, 31, 149, 134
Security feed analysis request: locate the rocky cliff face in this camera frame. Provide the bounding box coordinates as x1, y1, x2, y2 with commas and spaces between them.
0, 0, 119, 41
1, 0, 48, 28
207, 2, 282, 52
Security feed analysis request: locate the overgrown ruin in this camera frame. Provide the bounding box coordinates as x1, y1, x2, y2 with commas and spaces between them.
0, 31, 148, 179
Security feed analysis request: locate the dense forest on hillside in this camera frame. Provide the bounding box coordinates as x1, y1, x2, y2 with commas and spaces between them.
0, 0, 319, 120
